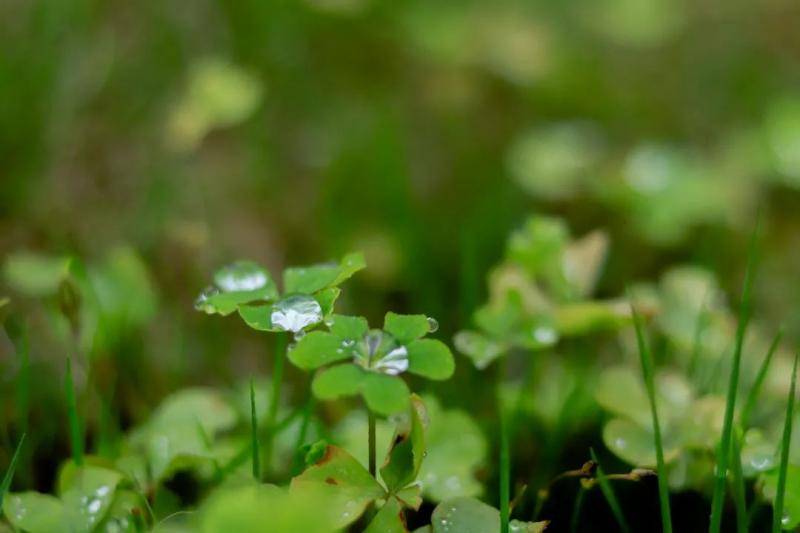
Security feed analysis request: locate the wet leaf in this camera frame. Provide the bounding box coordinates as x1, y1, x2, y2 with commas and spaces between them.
418, 396, 487, 502
289, 331, 349, 370
3, 492, 65, 533
430, 497, 547, 533
329, 314, 369, 340
60, 465, 123, 531
282, 252, 365, 294
761, 464, 800, 529
195, 261, 277, 316
291, 445, 385, 528
602, 418, 680, 467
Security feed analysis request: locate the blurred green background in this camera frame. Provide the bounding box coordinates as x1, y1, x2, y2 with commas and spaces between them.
2, 0, 800, 520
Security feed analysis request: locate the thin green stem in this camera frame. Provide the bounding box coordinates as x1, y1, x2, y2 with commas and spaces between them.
590, 448, 630, 533
570, 484, 586, 533
730, 430, 747, 533
740, 328, 783, 429
772, 351, 798, 533
368, 410, 377, 478
709, 218, 760, 533
264, 332, 287, 476
630, 301, 672, 533
250, 378, 260, 481
65, 356, 84, 466
0, 433, 26, 510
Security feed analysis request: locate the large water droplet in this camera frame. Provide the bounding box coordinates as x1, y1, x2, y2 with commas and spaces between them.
427, 316, 439, 333
214, 261, 269, 292
373, 346, 409, 375
270, 295, 322, 333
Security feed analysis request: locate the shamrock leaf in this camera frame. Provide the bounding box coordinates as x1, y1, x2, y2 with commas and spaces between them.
291, 445, 385, 528
282, 252, 366, 294
426, 497, 548, 533
365, 496, 408, 532
380, 395, 427, 495
291, 313, 454, 416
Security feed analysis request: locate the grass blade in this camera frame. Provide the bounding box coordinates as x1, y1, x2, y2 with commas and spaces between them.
630, 300, 672, 533
570, 483, 587, 533
740, 328, 783, 428
709, 219, 760, 533
250, 378, 260, 480
65, 356, 84, 466
500, 400, 510, 533
590, 448, 631, 533
0, 433, 26, 510
730, 430, 747, 533
772, 351, 798, 533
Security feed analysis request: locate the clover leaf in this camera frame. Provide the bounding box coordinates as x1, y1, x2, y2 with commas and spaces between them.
455, 216, 629, 370
418, 497, 548, 533
289, 313, 454, 416
197, 252, 365, 340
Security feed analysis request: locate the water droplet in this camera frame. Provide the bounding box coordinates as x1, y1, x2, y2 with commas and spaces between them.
342, 339, 355, 347
532, 326, 557, 345
194, 286, 220, 312
427, 316, 439, 333
270, 295, 322, 333
214, 261, 269, 291
373, 346, 409, 375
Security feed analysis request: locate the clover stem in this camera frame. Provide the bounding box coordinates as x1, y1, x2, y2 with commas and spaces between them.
368, 409, 377, 478
264, 332, 288, 477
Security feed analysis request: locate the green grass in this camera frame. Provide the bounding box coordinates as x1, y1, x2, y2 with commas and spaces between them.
709, 220, 760, 533
590, 448, 630, 533
250, 378, 260, 481
264, 332, 288, 478
740, 328, 784, 428
0, 433, 26, 511
772, 351, 798, 533
64, 356, 84, 467
630, 300, 673, 533
730, 430, 747, 533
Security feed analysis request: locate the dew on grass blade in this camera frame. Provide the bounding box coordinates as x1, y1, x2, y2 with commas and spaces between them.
270, 295, 322, 334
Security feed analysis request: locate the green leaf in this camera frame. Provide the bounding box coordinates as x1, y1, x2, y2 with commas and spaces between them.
384, 312, 432, 344
314, 287, 340, 317
196, 287, 275, 316
366, 497, 408, 533
201, 483, 337, 533
555, 301, 629, 335
329, 314, 369, 340
396, 483, 423, 511
362, 373, 411, 416
238, 303, 272, 330
312, 364, 366, 400
453, 331, 507, 370
602, 418, 680, 467
3, 252, 71, 296
430, 497, 546, 533
418, 396, 487, 502
97, 489, 148, 532
60, 465, 123, 531
282, 252, 365, 294
291, 445, 385, 528
129, 388, 238, 481
407, 339, 455, 380
381, 396, 427, 493
594, 366, 651, 427
3, 492, 65, 533
289, 331, 350, 370
762, 464, 800, 530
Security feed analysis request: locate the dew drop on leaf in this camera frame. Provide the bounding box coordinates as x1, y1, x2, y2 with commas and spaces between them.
427, 316, 439, 333
270, 295, 323, 333
214, 261, 269, 291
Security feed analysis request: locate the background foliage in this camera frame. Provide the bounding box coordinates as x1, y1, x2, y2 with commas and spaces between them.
2, 0, 800, 530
